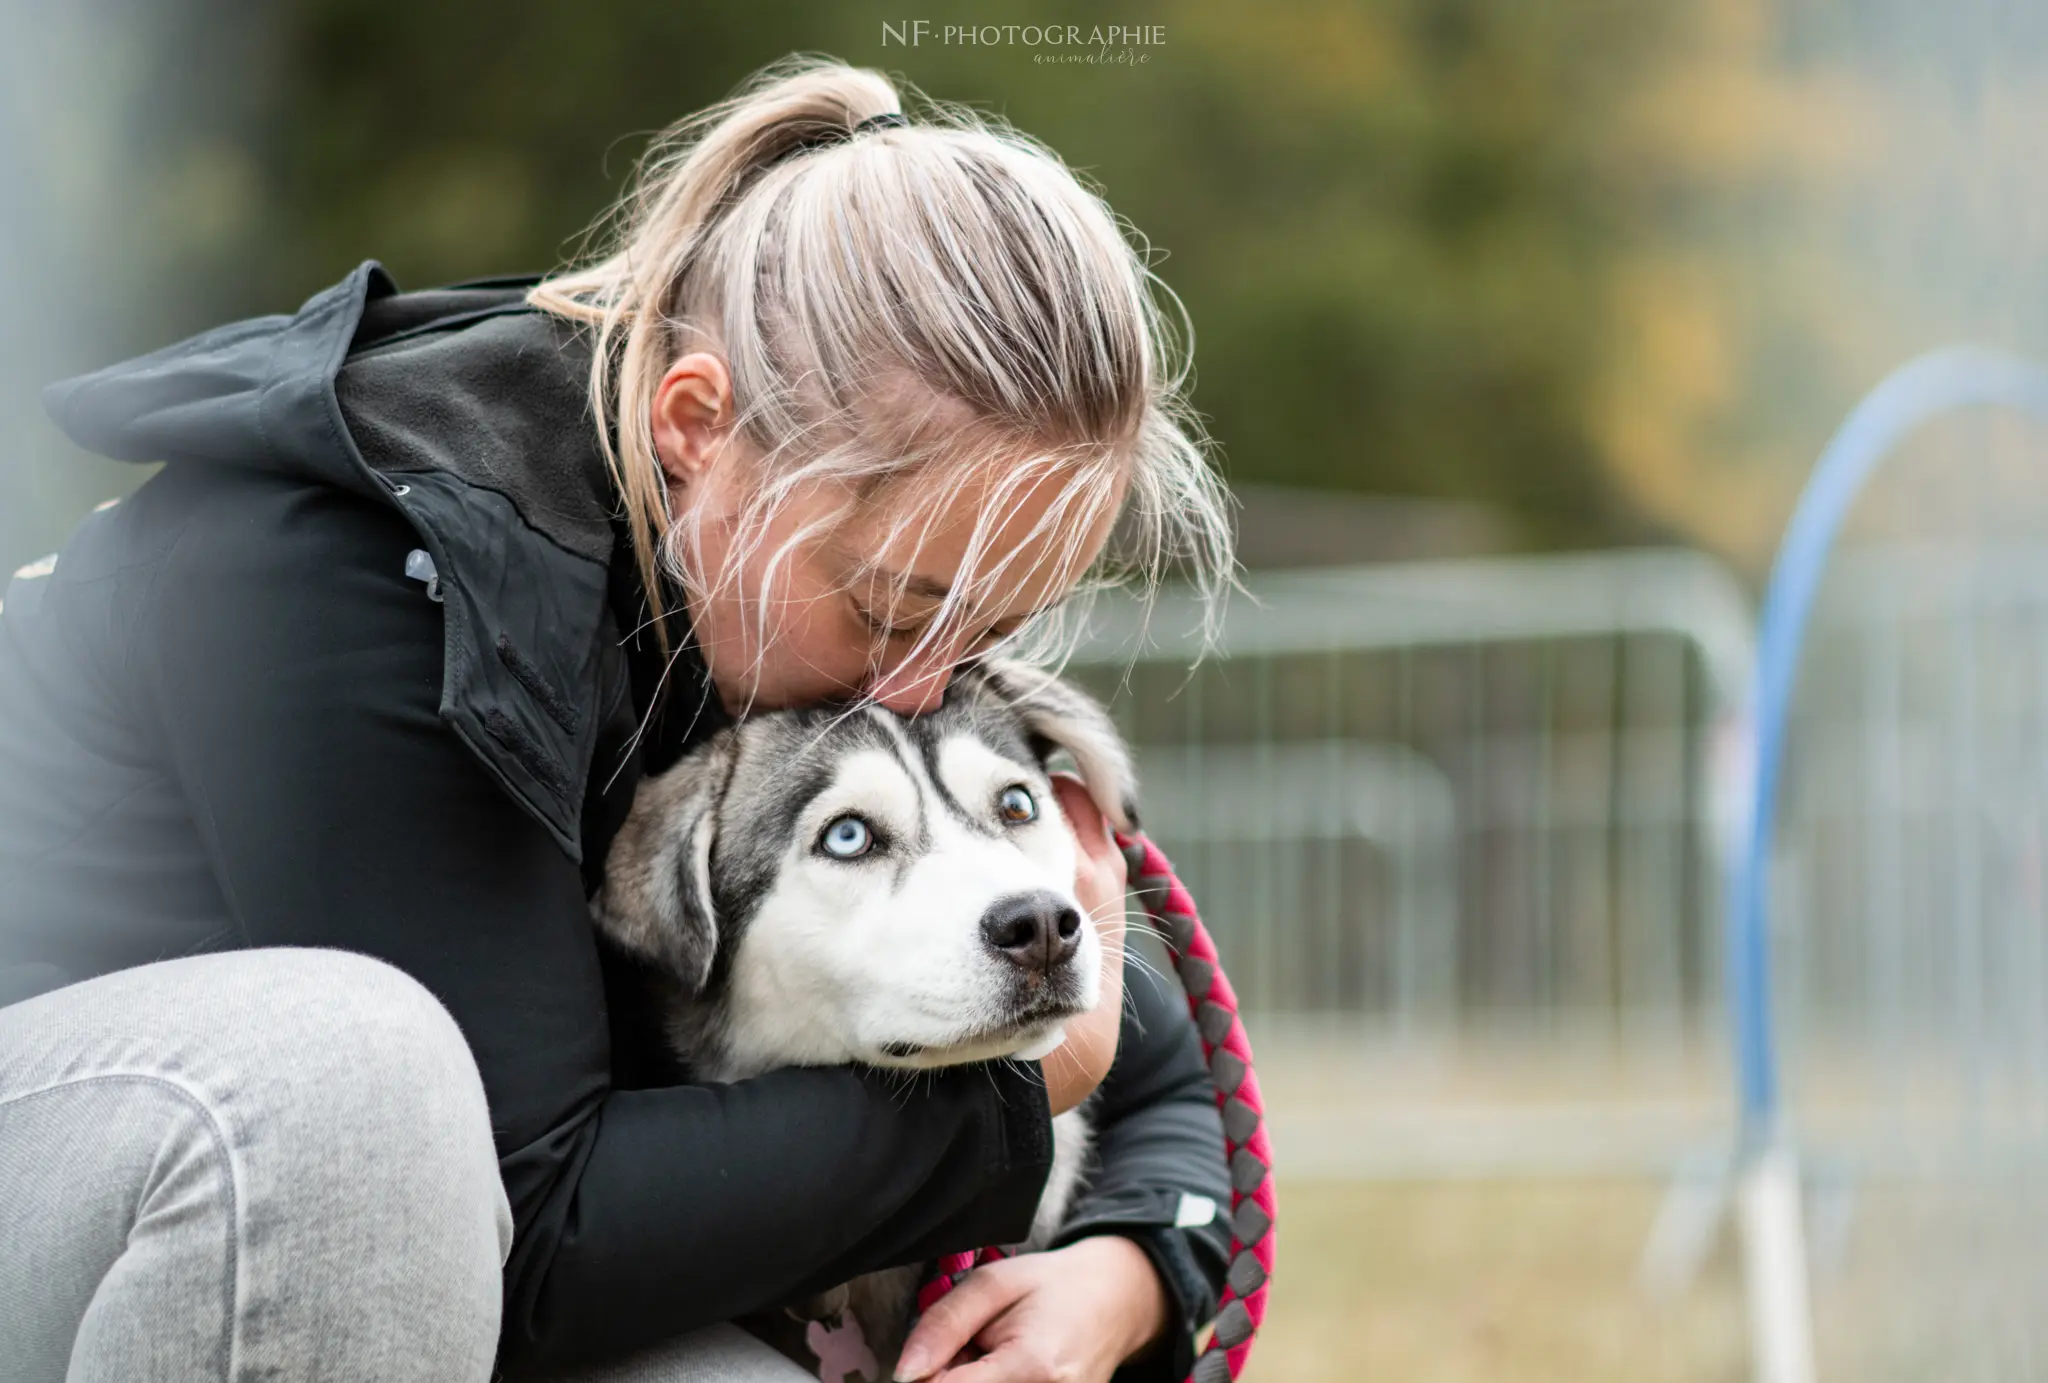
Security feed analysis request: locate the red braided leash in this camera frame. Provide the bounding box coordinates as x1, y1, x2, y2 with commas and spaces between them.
917, 833, 1276, 1383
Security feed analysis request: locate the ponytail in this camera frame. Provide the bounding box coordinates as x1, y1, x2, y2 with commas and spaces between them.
530, 54, 1234, 691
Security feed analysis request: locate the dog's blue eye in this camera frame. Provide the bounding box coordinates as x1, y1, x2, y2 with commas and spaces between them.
998, 786, 1036, 824
819, 815, 873, 859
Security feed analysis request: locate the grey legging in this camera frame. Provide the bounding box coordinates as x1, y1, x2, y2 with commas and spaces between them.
0, 947, 810, 1382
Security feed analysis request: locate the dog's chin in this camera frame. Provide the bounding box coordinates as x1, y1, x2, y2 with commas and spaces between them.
869, 995, 1090, 1070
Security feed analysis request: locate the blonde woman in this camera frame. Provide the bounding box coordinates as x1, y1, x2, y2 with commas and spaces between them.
0, 57, 1234, 1383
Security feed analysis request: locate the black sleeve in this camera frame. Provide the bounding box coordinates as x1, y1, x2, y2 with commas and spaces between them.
141, 470, 1055, 1376
1058, 937, 1235, 1383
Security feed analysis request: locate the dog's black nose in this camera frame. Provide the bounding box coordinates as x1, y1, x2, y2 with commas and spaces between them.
980, 891, 1082, 976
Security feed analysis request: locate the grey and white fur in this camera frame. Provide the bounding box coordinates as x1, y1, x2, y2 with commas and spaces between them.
592, 657, 1140, 1370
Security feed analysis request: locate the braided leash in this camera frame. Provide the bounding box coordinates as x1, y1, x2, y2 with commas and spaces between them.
916, 832, 1276, 1383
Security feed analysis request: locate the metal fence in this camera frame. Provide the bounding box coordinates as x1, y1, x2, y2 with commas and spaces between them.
1066, 548, 1755, 1051
1056, 457, 2048, 1377
1779, 541, 2048, 1138
1728, 538, 2048, 1382
1667, 349, 2048, 1383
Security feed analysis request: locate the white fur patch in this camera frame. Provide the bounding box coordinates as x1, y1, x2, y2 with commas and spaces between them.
1010, 1024, 1067, 1061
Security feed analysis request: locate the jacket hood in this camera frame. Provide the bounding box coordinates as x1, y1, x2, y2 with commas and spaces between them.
41, 261, 631, 862
46, 262, 400, 491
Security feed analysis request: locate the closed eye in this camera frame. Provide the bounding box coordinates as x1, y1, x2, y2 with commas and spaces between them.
851, 595, 1038, 650
851, 596, 931, 641
968, 616, 1032, 654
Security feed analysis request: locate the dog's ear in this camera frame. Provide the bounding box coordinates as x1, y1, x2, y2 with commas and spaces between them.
975, 657, 1138, 833
592, 733, 736, 996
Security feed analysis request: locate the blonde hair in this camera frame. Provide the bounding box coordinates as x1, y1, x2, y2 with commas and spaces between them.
528, 54, 1234, 705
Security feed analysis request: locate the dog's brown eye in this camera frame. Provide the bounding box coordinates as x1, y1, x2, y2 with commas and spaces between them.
998, 785, 1036, 824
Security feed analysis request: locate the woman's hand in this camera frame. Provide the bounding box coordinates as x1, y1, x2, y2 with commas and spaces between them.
1040, 773, 1128, 1118
894, 1235, 1169, 1382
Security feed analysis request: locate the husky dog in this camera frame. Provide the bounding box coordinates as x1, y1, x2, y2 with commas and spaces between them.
592, 657, 1138, 1371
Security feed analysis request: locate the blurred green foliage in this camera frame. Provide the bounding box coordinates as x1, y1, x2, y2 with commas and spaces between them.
6, 0, 2048, 573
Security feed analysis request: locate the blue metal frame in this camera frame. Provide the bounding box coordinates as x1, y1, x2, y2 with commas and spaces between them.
1731, 347, 2048, 1139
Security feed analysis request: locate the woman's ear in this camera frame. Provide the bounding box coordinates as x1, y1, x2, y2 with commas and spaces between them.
592, 733, 736, 995
976, 657, 1139, 834
650, 352, 737, 502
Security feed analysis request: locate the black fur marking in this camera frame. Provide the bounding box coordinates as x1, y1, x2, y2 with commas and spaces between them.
766, 760, 839, 867
695, 835, 750, 1001
862, 708, 935, 858
903, 716, 1006, 839
690, 712, 913, 997
670, 740, 741, 999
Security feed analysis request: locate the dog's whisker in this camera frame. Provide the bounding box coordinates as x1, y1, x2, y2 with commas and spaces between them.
1122, 951, 1173, 996
1120, 982, 1153, 1036
1128, 914, 1171, 943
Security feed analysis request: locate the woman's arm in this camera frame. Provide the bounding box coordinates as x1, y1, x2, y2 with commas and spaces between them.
142, 466, 1058, 1375
1056, 943, 1235, 1381
897, 937, 1235, 1383
1048, 772, 1235, 1376
898, 772, 1231, 1383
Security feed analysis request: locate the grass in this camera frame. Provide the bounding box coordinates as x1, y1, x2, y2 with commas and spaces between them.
1247, 1180, 1748, 1383
1248, 1173, 2048, 1381
1236, 1028, 2048, 1379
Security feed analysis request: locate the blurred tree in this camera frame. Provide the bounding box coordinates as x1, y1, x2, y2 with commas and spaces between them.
7, 0, 2047, 574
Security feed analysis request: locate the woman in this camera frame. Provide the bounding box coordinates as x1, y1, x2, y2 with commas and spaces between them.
0, 57, 1236, 1383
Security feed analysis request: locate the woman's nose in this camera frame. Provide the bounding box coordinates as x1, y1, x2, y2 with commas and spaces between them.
867, 655, 955, 715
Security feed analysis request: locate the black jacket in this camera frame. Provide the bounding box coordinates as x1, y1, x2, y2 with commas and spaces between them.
0, 262, 1231, 1378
